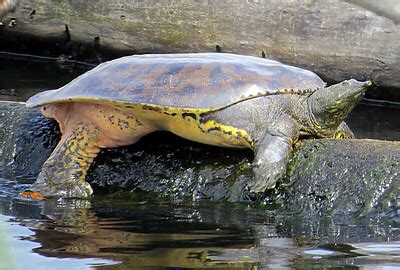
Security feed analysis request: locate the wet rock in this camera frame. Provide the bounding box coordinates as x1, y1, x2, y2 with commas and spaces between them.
286, 139, 400, 216
0, 101, 59, 180
0, 101, 399, 218
0, 0, 399, 98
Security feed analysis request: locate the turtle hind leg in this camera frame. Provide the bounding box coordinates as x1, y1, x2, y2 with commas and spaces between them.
27, 120, 100, 198
250, 115, 299, 193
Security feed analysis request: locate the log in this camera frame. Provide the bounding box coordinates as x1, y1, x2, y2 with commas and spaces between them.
0, 0, 399, 97
345, 0, 400, 23
1, 101, 399, 217
0, 0, 17, 19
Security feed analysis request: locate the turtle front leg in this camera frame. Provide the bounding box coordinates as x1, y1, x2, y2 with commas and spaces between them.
334, 121, 354, 139
27, 121, 100, 198
250, 116, 299, 193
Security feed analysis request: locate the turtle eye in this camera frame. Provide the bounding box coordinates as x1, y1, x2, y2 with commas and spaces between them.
43, 106, 47, 111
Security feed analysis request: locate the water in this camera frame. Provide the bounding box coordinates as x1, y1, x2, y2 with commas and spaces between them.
0, 54, 399, 269
0, 53, 91, 102
1, 179, 399, 269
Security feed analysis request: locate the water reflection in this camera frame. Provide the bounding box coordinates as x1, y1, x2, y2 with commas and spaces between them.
301, 242, 400, 269
1, 183, 399, 269
34, 199, 257, 269
1, 179, 260, 269
0, 214, 114, 270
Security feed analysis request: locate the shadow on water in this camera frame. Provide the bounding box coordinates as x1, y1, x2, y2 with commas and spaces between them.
0, 54, 399, 269
347, 102, 400, 141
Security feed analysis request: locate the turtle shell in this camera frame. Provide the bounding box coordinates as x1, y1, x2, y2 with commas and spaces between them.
26, 53, 326, 110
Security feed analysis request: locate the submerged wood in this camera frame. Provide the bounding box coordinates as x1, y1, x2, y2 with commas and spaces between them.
0, 0, 399, 92
1, 101, 399, 216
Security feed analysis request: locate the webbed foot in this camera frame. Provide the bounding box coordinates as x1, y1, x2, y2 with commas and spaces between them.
22, 120, 99, 199
20, 172, 93, 199
250, 115, 299, 194
249, 160, 286, 193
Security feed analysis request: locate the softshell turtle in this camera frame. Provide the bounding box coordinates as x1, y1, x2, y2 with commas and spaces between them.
23, 53, 371, 199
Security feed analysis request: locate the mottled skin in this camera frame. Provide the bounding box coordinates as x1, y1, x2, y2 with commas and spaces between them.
24, 53, 371, 198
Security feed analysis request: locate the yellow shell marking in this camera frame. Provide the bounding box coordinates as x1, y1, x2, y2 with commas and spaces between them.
104, 101, 255, 149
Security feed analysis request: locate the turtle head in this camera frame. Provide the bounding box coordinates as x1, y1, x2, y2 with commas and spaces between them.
308, 79, 371, 137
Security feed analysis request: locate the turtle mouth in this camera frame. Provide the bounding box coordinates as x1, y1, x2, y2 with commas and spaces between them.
335, 80, 371, 102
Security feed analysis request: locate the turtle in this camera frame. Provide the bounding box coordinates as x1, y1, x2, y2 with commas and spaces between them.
22, 53, 371, 199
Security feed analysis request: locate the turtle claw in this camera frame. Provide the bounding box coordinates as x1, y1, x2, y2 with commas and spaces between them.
19, 191, 44, 200
249, 161, 285, 194
249, 177, 278, 194
50, 183, 93, 199
29, 172, 93, 199
34, 181, 93, 199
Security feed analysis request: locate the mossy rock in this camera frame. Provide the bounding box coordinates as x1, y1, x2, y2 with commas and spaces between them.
0, 101, 399, 218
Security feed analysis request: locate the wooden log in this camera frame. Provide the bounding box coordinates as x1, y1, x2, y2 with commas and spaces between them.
0, 0, 17, 19
0, 0, 399, 93
345, 0, 400, 23
1, 101, 399, 217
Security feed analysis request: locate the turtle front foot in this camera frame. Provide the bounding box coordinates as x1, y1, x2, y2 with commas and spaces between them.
249, 161, 286, 194
23, 173, 93, 199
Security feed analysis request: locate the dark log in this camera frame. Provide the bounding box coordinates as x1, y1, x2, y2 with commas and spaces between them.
1, 101, 399, 217
0, 0, 399, 95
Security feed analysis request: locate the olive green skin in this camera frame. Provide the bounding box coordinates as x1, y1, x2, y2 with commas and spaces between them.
26, 53, 370, 198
